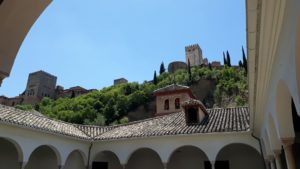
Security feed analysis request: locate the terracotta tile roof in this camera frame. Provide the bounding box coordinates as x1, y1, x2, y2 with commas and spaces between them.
94, 107, 250, 140
153, 84, 190, 93
0, 105, 250, 141
75, 125, 116, 138
0, 105, 90, 140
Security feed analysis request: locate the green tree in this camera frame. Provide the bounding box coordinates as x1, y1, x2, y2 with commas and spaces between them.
238, 60, 243, 67
242, 46, 247, 73
187, 59, 192, 84
159, 62, 166, 74
223, 52, 227, 65
153, 71, 158, 85
226, 51, 231, 67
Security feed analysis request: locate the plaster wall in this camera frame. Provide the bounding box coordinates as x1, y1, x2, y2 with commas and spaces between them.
156, 93, 190, 115
256, 0, 300, 143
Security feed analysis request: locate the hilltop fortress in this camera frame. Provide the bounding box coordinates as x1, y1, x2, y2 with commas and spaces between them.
168, 44, 221, 73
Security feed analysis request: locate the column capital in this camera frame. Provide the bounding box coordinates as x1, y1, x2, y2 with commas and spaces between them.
281, 137, 295, 147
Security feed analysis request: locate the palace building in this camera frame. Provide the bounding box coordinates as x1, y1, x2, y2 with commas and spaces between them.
0, 0, 300, 169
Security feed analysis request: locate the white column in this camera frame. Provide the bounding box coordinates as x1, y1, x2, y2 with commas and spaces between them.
274, 150, 282, 169
211, 161, 215, 169
269, 158, 276, 169
19, 162, 27, 169
265, 160, 270, 169
282, 138, 296, 169
163, 162, 167, 169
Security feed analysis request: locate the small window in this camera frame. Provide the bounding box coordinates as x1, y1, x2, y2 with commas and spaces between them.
164, 99, 169, 110
175, 98, 180, 109
204, 161, 212, 169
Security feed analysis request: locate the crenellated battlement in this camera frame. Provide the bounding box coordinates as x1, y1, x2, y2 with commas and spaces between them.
185, 44, 201, 51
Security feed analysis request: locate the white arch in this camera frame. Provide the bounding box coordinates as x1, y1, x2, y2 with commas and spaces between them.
167, 145, 209, 164
126, 147, 164, 166
27, 144, 62, 166
65, 149, 88, 167
0, 137, 23, 162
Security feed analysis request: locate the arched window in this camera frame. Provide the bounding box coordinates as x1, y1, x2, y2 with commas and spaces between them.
164, 99, 169, 110
175, 98, 180, 109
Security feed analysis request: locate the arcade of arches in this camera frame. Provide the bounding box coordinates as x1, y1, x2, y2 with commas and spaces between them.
0, 138, 265, 169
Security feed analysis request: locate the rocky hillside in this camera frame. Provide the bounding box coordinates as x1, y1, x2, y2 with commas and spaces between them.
15, 66, 248, 125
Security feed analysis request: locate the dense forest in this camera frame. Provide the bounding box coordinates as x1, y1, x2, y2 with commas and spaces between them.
16, 65, 248, 126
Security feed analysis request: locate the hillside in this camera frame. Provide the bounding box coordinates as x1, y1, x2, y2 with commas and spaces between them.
16, 66, 248, 125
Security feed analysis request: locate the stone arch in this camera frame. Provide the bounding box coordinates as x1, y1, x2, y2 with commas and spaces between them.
0, 137, 23, 169
64, 150, 87, 169
126, 148, 164, 169
215, 143, 264, 169
92, 150, 122, 169
167, 145, 209, 169
275, 80, 295, 139
25, 145, 61, 169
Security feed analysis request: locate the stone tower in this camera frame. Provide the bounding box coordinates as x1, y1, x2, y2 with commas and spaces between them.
185, 44, 203, 66
23, 70, 57, 104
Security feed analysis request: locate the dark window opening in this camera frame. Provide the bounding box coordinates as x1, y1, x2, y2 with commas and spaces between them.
175, 98, 180, 109
187, 107, 198, 123
215, 161, 230, 169
0, 0, 3, 5
204, 161, 212, 169
164, 99, 169, 110
92, 162, 108, 169
12, 102, 15, 106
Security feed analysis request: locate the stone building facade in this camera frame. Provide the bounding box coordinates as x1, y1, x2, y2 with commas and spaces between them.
55, 86, 95, 98
22, 70, 57, 104
114, 78, 128, 85
168, 61, 187, 73
185, 44, 203, 66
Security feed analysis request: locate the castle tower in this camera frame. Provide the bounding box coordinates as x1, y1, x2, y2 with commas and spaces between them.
23, 70, 57, 104
185, 44, 203, 66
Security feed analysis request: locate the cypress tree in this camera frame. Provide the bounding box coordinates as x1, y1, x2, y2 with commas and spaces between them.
226, 50, 231, 67
208, 63, 212, 70
238, 60, 243, 67
153, 71, 157, 85
188, 59, 192, 84
242, 46, 247, 73
159, 62, 166, 74
223, 52, 227, 66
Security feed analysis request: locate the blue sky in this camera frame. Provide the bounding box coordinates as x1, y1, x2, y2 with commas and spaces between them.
0, 0, 246, 97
